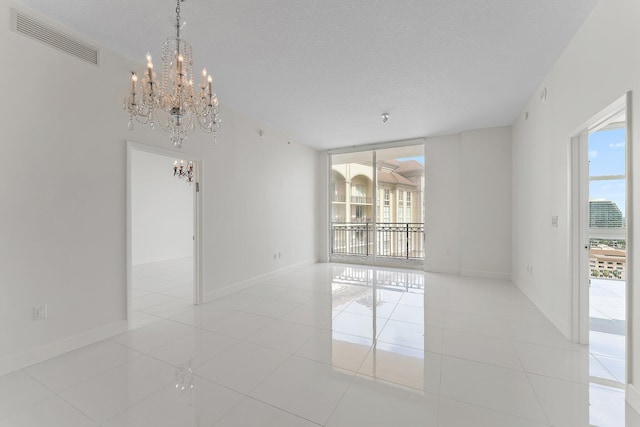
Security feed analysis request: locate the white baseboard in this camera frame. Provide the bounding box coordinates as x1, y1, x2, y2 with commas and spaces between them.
460, 268, 511, 281
515, 279, 571, 339
0, 320, 128, 377
424, 264, 511, 281
424, 264, 461, 275
628, 383, 640, 415
203, 259, 318, 303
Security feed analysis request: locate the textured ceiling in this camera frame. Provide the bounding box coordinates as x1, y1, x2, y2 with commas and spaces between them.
13, 0, 598, 150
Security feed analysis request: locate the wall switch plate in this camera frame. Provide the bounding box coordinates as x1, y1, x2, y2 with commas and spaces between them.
34, 305, 47, 320
551, 216, 559, 227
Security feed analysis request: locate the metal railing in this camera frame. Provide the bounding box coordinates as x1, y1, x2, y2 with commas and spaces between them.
331, 222, 424, 259
351, 196, 373, 204
331, 223, 373, 256
331, 265, 425, 291
331, 195, 373, 204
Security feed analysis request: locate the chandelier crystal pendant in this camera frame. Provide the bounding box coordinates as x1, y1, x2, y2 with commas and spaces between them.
173, 159, 194, 183
124, 0, 221, 148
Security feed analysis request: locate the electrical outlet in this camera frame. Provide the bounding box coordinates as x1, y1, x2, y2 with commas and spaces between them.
34, 304, 47, 320
278, 252, 281, 259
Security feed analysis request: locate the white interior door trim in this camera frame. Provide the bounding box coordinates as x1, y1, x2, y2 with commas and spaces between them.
569, 93, 630, 346
570, 133, 589, 343
125, 140, 204, 319
573, 132, 591, 344
624, 91, 633, 384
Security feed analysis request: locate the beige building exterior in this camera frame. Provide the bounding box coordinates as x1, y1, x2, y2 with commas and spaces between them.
330, 158, 425, 259
589, 245, 626, 280
331, 159, 424, 224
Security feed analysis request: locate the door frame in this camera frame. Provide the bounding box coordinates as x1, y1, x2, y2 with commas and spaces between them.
326, 138, 426, 267
125, 140, 204, 320
570, 131, 590, 344
570, 93, 631, 351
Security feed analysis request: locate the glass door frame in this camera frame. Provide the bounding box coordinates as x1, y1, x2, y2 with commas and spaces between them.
570, 93, 631, 351
327, 138, 425, 267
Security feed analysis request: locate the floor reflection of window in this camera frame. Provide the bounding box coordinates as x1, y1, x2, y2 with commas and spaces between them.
331, 265, 426, 393
588, 279, 625, 388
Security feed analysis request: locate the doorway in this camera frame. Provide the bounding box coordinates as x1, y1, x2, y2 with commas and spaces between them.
328, 142, 425, 267
126, 141, 203, 326
587, 117, 627, 388
571, 94, 630, 422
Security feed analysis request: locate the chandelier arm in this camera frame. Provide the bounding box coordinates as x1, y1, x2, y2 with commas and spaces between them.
185, 96, 212, 132
193, 91, 220, 130
194, 111, 218, 133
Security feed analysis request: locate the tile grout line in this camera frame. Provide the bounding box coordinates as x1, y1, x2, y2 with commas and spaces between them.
24, 370, 102, 425
510, 340, 552, 426
216, 395, 324, 427
321, 359, 361, 426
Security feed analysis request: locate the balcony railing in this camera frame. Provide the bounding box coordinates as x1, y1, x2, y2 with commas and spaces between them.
331, 222, 424, 259
351, 196, 373, 204
331, 195, 374, 204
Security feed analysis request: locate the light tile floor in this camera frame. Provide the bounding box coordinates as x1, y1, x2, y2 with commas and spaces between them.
1, 262, 638, 426
590, 278, 626, 386
129, 258, 194, 328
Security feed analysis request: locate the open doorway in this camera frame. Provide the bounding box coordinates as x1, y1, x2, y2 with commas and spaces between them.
587, 115, 627, 387
328, 142, 425, 268
571, 94, 630, 424
126, 141, 202, 327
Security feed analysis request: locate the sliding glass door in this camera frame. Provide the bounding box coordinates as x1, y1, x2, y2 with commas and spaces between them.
330, 151, 374, 257
330, 143, 424, 266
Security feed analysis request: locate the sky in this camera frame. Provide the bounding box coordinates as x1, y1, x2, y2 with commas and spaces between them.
396, 156, 424, 164
588, 127, 626, 215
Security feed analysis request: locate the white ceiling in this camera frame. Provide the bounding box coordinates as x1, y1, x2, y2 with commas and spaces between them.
14, 0, 598, 150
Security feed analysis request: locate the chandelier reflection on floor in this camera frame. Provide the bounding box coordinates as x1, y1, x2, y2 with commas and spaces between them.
174, 361, 195, 405
124, 0, 221, 148
173, 160, 194, 183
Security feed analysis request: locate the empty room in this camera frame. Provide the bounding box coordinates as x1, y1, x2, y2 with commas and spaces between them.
1, 0, 640, 426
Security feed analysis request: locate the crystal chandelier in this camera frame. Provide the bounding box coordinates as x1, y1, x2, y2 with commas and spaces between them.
124, 0, 221, 148
173, 159, 194, 183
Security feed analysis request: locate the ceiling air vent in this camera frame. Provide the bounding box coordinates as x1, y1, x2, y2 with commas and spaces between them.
11, 8, 99, 66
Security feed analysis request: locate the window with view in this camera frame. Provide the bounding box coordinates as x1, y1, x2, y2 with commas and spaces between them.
329, 144, 425, 263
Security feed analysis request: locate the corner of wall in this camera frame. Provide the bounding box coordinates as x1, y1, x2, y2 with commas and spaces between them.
627, 383, 640, 416
203, 258, 318, 302
513, 277, 572, 339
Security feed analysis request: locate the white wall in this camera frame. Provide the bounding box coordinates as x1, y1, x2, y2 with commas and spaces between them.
424, 127, 512, 279
318, 153, 329, 263
510, 0, 640, 407
0, 0, 319, 367
131, 150, 193, 265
